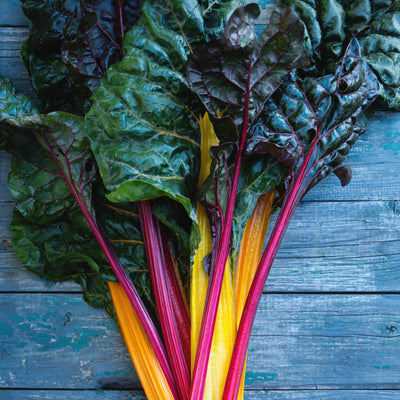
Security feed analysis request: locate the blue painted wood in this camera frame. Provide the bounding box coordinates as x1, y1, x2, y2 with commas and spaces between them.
1, 0, 400, 399
1, 390, 399, 400
1, 199, 400, 293
0, 0, 27, 26
1, 294, 400, 390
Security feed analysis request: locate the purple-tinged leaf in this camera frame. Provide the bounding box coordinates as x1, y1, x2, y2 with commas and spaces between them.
223, 39, 381, 400
186, 5, 308, 399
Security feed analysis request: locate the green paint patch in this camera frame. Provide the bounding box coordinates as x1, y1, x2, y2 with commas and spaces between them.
35, 328, 107, 352
373, 365, 391, 369
244, 371, 278, 385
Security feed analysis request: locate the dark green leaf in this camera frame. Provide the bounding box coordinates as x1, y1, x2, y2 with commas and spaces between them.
187, 4, 308, 132
5, 113, 94, 224
21, 0, 144, 115
246, 39, 380, 194
283, 0, 400, 108
86, 0, 243, 220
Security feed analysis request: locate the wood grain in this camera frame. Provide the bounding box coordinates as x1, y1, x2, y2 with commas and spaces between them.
2, 198, 399, 293
1, 390, 399, 400
1, 293, 400, 390
1, 0, 400, 398
0, 0, 27, 26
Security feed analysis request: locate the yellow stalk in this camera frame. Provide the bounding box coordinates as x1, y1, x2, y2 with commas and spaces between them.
234, 189, 275, 400
191, 113, 237, 399
108, 282, 175, 400
235, 189, 275, 318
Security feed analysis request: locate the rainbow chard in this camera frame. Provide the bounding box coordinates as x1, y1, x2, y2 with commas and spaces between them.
0, 101, 178, 397
222, 39, 380, 399
186, 4, 308, 398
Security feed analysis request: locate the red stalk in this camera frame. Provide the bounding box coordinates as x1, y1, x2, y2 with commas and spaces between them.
222, 132, 321, 400
41, 133, 179, 400
161, 233, 192, 368
139, 200, 191, 400
190, 64, 253, 400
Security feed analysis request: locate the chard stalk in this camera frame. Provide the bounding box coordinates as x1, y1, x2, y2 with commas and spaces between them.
190, 77, 251, 399
162, 233, 191, 369
139, 200, 191, 400
108, 282, 176, 400
191, 113, 237, 399
222, 132, 323, 400
40, 132, 179, 400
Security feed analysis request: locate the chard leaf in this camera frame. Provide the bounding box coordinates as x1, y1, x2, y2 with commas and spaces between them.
0, 76, 186, 321
186, 4, 308, 253
86, 0, 243, 219
1, 105, 154, 316
0, 75, 38, 150
5, 113, 94, 224
187, 4, 308, 131
21, 0, 144, 115
246, 39, 380, 195
359, 2, 400, 108
283, 0, 400, 108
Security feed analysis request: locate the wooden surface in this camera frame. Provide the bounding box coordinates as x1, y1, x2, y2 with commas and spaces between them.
1, 1, 400, 399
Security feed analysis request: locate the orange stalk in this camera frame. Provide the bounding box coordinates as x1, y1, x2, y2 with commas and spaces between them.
108, 282, 176, 400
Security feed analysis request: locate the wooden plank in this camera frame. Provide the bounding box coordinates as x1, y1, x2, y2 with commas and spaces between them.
304, 111, 400, 202
1, 293, 400, 390
0, 152, 12, 202
1, 198, 400, 293
265, 199, 400, 292
243, 391, 400, 400
0, 293, 140, 389
2, 110, 400, 202
0, 0, 27, 26
0, 252, 83, 292
0, 27, 36, 99
1, 390, 399, 400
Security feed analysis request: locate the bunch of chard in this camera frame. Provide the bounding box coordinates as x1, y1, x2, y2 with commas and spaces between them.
1, 0, 400, 399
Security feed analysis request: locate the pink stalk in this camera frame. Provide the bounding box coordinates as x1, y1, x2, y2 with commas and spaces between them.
139, 200, 191, 400
161, 233, 192, 368
42, 134, 179, 400
222, 132, 321, 400
118, 0, 124, 42
189, 65, 253, 400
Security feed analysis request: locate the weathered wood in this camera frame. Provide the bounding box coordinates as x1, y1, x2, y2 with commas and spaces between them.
305, 112, 400, 202
0, 0, 27, 26
0, 252, 83, 292
0, 28, 35, 99
1, 199, 399, 293
2, 112, 400, 203
1, 293, 400, 390
1, 390, 399, 400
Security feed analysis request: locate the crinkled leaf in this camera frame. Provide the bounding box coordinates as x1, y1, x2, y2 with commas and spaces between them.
187, 4, 308, 132
0, 74, 38, 150
21, 0, 144, 115
186, 4, 308, 253
86, 0, 242, 220
283, 0, 400, 108
246, 39, 380, 195
359, 2, 400, 108
5, 113, 94, 224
